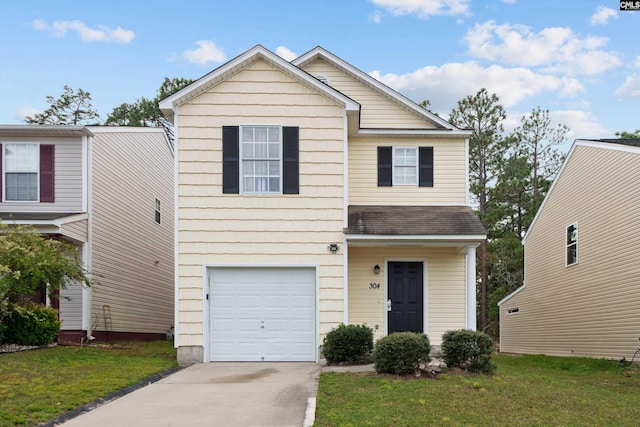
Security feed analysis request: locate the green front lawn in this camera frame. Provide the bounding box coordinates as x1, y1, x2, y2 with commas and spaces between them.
315, 354, 640, 426
0, 341, 177, 426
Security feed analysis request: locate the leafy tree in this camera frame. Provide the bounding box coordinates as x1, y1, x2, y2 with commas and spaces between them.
614, 130, 640, 138
0, 223, 91, 304
105, 77, 193, 142
449, 88, 507, 332
511, 107, 567, 202
25, 86, 100, 125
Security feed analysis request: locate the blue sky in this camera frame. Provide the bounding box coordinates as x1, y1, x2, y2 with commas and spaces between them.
1, 0, 638, 148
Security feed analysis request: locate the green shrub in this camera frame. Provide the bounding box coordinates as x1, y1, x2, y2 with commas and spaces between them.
441, 329, 496, 374
373, 332, 431, 375
322, 323, 374, 363
4, 302, 61, 346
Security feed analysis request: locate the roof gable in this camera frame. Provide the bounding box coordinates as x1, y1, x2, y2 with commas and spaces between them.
159, 45, 359, 123
292, 46, 461, 131
523, 138, 640, 244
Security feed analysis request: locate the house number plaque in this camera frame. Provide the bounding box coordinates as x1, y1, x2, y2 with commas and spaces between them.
369, 283, 381, 289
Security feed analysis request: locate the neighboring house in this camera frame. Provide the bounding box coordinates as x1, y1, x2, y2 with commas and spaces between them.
159, 45, 486, 365
0, 125, 174, 343
499, 139, 640, 361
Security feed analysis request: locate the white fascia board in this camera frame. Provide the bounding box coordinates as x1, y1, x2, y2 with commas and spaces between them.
345, 234, 486, 247
497, 284, 526, 306
159, 45, 359, 118
356, 128, 472, 137
293, 47, 461, 131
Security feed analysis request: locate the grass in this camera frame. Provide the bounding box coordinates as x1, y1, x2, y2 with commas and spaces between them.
315, 354, 640, 427
0, 340, 177, 426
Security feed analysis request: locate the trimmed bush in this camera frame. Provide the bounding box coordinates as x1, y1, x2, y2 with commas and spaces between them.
441, 329, 496, 374
322, 323, 374, 364
373, 332, 431, 375
4, 302, 61, 346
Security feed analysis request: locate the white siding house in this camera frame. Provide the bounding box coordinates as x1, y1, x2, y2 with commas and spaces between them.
0, 126, 174, 342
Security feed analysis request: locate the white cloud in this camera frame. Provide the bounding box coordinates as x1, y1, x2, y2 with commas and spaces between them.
275, 46, 297, 61
634, 56, 640, 68
15, 106, 40, 121
614, 74, 640, 98
369, 61, 584, 112
501, 0, 516, 4
590, 6, 617, 26
369, 0, 470, 18
549, 109, 610, 139
369, 10, 383, 23
464, 21, 620, 75
32, 19, 135, 43
182, 40, 226, 65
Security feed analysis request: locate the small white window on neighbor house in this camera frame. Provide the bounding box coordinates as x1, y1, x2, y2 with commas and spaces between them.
241, 125, 281, 194
392, 147, 418, 185
566, 223, 578, 266
155, 198, 161, 224
4, 144, 39, 201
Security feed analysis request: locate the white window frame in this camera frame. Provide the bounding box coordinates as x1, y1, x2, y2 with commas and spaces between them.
240, 125, 283, 194
154, 198, 161, 224
566, 222, 578, 266
392, 147, 418, 186
3, 143, 40, 202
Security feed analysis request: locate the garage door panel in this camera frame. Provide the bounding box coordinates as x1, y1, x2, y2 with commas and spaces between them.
209, 267, 316, 362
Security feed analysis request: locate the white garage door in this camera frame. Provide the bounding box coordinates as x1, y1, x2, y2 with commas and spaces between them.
209, 267, 316, 362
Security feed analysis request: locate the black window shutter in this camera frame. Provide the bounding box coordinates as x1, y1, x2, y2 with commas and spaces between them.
282, 126, 299, 194
419, 147, 434, 187
222, 126, 240, 194
377, 146, 392, 186
40, 144, 55, 202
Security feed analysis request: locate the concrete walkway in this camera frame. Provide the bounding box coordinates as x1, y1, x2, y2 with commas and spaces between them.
58, 362, 321, 427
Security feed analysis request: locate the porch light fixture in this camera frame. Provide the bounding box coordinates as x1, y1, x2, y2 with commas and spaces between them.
374, 265, 380, 275
328, 243, 340, 254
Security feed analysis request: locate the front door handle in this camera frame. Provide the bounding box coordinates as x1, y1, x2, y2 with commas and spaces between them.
387, 299, 392, 312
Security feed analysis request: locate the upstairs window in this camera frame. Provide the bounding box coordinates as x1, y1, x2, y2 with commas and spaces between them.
4, 144, 39, 201
241, 126, 281, 193
566, 223, 578, 266
222, 125, 299, 195
378, 146, 433, 187
0, 143, 55, 203
155, 198, 161, 224
393, 147, 417, 185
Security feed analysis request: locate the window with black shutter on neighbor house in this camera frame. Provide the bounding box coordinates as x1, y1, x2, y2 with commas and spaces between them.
0, 143, 55, 202
222, 125, 299, 195
378, 146, 433, 187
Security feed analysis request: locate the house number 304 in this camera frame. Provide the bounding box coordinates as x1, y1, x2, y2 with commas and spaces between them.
369, 283, 381, 289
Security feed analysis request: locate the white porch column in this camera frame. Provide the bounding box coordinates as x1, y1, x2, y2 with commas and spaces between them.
466, 245, 477, 331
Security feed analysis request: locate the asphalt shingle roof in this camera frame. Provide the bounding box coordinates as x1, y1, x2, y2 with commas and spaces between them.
344, 205, 486, 236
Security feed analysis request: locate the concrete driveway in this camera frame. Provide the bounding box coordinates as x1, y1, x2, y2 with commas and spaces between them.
57, 362, 321, 427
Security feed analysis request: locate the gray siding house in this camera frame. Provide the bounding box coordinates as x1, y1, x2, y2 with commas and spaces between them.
0, 125, 174, 342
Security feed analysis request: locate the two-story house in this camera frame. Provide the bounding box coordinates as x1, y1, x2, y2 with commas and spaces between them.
0, 125, 174, 343
159, 45, 486, 365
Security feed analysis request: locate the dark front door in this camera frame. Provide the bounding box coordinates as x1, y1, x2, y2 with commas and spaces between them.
388, 262, 424, 334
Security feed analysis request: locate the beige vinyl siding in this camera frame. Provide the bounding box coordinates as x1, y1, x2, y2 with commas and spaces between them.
500, 144, 640, 360
301, 59, 433, 129
0, 137, 83, 213
59, 281, 84, 330
61, 218, 88, 243
177, 60, 346, 347
90, 129, 174, 335
348, 246, 467, 345
349, 136, 467, 205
